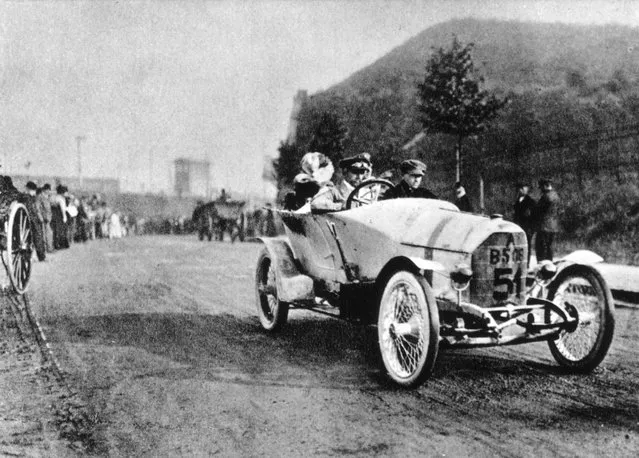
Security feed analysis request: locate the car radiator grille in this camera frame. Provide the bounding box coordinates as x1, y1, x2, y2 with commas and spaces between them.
470, 232, 528, 307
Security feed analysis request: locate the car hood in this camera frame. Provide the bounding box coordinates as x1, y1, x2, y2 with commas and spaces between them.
332, 198, 522, 254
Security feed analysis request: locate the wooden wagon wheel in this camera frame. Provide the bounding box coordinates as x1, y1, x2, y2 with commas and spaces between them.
2, 202, 33, 294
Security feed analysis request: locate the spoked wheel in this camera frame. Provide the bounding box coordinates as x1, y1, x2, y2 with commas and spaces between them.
346, 179, 394, 209
377, 270, 439, 387
255, 248, 289, 331
2, 202, 33, 294
546, 265, 615, 372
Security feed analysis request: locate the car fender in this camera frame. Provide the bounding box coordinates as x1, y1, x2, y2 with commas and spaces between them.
258, 237, 315, 302
376, 256, 446, 289
406, 256, 446, 274
556, 249, 604, 266
530, 250, 607, 300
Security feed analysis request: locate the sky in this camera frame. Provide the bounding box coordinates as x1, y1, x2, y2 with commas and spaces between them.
1, 0, 638, 197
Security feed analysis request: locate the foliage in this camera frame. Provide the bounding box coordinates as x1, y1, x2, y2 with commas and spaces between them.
416, 36, 507, 181
417, 37, 508, 138
272, 141, 304, 189
272, 109, 348, 189
308, 112, 348, 160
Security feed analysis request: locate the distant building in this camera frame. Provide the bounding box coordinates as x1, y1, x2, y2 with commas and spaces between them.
10, 174, 120, 195
286, 89, 308, 144
174, 158, 210, 198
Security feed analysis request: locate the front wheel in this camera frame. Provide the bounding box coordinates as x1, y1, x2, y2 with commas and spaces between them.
255, 248, 289, 331
377, 270, 439, 387
546, 265, 615, 372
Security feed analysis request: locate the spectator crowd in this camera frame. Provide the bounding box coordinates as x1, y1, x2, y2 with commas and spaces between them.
21, 181, 135, 262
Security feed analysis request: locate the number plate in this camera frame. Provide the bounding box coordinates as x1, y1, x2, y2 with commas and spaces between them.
485, 245, 526, 301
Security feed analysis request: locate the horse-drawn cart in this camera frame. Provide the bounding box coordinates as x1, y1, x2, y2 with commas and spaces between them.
192, 199, 247, 243
214, 200, 246, 242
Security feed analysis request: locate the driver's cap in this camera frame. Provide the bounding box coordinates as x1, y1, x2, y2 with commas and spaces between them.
340, 153, 372, 172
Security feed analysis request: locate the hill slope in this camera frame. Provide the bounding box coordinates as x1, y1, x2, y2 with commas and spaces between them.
331, 18, 639, 96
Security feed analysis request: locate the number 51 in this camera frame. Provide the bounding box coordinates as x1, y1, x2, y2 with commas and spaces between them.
493, 267, 523, 300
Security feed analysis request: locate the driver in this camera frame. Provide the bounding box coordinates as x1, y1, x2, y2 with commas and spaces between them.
336, 153, 373, 202
384, 159, 438, 199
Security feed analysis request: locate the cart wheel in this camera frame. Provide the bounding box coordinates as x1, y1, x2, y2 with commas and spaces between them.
4, 202, 33, 294
546, 264, 615, 372
377, 270, 439, 387
255, 248, 288, 331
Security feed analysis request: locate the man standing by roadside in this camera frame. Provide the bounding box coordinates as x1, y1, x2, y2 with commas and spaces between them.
24, 181, 46, 262
38, 184, 54, 253
534, 179, 560, 262
513, 182, 536, 264
454, 182, 473, 212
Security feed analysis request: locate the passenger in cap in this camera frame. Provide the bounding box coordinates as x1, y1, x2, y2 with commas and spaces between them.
337, 152, 373, 202
298, 152, 344, 212
384, 159, 438, 199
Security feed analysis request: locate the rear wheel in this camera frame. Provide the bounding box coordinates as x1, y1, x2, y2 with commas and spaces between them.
255, 248, 289, 331
377, 270, 439, 387
546, 265, 614, 372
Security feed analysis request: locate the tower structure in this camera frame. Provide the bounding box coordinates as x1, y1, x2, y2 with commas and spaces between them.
286, 90, 308, 144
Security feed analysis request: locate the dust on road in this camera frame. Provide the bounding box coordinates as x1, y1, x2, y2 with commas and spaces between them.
23, 236, 639, 456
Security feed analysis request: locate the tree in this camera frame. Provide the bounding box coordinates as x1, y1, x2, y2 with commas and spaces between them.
308, 112, 348, 161
272, 141, 303, 189
417, 36, 508, 181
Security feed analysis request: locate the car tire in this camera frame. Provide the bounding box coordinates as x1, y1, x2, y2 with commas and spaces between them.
377, 270, 439, 387
255, 248, 289, 331
546, 264, 615, 372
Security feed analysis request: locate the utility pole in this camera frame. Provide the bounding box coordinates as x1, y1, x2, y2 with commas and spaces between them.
205, 152, 211, 200
76, 136, 86, 188
148, 148, 153, 194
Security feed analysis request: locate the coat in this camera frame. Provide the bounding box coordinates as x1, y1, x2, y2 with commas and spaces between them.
514, 194, 536, 232
37, 193, 52, 223
535, 189, 560, 233
384, 180, 438, 200
455, 194, 473, 213
310, 182, 344, 212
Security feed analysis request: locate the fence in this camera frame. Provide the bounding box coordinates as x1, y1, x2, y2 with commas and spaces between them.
426, 122, 639, 215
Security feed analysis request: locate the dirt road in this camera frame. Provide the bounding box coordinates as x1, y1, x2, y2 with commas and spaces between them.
23, 236, 639, 456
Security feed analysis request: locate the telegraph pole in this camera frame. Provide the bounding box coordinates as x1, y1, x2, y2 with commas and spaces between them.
76, 135, 86, 188
148, 148, 153, 194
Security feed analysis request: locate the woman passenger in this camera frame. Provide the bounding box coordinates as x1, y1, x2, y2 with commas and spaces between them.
299, 152, 344, 212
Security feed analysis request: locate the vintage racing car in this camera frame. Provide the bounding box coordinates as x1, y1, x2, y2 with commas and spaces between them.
254, 179, 615, 387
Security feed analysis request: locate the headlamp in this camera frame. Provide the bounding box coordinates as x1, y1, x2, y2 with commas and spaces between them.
536, 260, 557, 283
450, 264, 473, 291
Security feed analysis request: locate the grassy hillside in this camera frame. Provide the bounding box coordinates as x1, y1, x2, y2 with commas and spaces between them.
333, 18, 639, 95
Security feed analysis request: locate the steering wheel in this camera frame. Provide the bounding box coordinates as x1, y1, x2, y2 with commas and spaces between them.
345, 179, 394, 210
